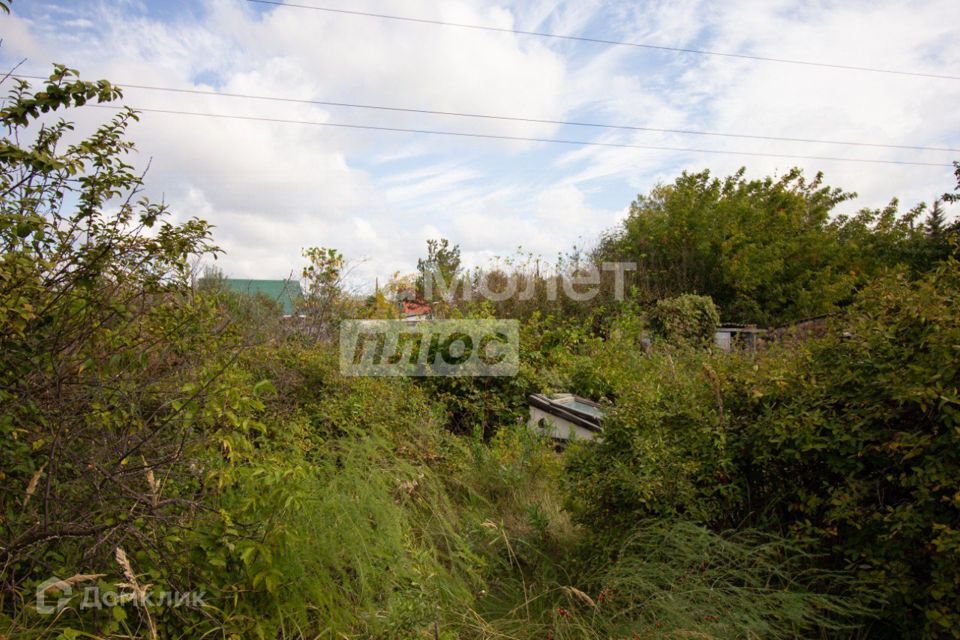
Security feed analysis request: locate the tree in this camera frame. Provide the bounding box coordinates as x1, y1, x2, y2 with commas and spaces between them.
363, 287, 397, 319
301, 246, 345, 337
927, 198, 947, 237
0, 66, 226, 627
416, 238, 461, 305
942, 161, 960, 204
918, 198, 957, 264
597, 167, 942, 325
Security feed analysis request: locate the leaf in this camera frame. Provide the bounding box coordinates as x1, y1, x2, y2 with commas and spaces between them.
22, 462, 46, 509
253, 379, 277, 397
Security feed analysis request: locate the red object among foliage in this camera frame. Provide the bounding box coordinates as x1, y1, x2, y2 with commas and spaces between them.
400, 299, 432, 317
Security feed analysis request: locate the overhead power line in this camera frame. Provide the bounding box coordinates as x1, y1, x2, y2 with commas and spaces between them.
13, 74, 957, 153
85, 104, 953, 168
244, 0, 960, 81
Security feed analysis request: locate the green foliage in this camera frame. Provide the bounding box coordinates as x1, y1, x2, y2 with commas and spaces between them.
0, 65, 221, 620
566, 348, 738, 529
568, 259, 960, 638
181, 364, 484, 639
460, 518, 866, 640
595, 521, 865, 637
598, 167, 949, 325
648, 293, 720, 346
300, 246, 346, 336
301, 246, 344, 294
417, 237, 462, 307
776, 259, 960, 638
2, 62, 955, 640
942, 161, 960, 204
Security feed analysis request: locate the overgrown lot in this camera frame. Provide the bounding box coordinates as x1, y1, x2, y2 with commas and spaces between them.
2, 68, 958, 640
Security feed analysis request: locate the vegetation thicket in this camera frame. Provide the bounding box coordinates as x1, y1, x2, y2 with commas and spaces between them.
2, 64, 958, 640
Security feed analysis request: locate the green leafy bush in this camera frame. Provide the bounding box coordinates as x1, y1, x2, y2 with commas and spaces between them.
0, 67, 230, 637
3, 60, 956, 640
596, 168, 947, 324
648, 293, 720, 346
567, 259, 960, 638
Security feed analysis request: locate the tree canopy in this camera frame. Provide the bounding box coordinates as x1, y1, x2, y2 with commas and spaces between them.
596, 168, 951, 325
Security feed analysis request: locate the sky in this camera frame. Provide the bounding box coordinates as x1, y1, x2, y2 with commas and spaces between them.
2, 0, 958, 286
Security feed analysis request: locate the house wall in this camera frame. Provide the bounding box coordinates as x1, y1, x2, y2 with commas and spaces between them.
527, 406, 599, 442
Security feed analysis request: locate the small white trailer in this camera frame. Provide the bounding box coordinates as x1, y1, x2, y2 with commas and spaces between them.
527, 393, 605, 442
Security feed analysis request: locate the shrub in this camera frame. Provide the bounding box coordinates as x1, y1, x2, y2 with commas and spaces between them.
566, 258, 960, 638
648, 293, 720, 346
0, 67, 228, 637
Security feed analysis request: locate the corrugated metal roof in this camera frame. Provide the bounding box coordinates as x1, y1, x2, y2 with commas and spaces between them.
221, 279, 302, 315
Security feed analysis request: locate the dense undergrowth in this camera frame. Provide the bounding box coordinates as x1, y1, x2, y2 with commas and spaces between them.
2, 67, 959, 640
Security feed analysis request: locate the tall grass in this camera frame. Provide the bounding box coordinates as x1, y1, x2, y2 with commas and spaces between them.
3, 356, 874, 639
439, 427, 871, 640
455, 518, 870, 640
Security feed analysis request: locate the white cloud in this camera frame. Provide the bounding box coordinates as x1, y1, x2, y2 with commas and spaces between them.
383, 166, 484, 204
1, 0, 956, 289
553, 0, 959, 212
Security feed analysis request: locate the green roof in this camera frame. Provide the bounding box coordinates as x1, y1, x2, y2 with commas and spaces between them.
221, 279, 302, 315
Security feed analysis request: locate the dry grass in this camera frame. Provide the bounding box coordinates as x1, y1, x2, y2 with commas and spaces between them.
114, 547, 156, 640
39, 574, 105, 595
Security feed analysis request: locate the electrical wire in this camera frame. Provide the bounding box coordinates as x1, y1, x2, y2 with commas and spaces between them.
244, 0, 960, 81
13, 74, 955, 153
84, 104, 955, 168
